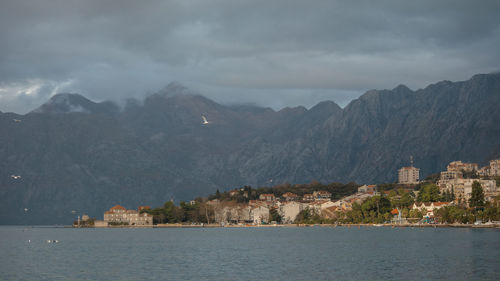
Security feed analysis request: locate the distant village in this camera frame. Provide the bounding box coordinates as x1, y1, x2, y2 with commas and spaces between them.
75, 158, 500, 227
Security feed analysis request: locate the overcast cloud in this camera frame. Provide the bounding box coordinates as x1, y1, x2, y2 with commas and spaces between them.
1, 0, 499, 113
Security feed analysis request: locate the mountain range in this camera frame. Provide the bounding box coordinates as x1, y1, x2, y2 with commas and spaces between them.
1, 73, 500, 224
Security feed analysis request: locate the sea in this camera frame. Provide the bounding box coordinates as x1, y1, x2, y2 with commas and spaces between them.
1, 225, 499, 281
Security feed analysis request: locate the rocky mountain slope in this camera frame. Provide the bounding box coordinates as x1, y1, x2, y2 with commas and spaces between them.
1, 73, 499, 224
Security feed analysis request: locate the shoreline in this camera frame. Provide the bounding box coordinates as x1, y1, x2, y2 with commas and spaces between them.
70, 223, 500, 229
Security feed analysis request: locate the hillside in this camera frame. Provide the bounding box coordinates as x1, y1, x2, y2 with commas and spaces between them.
1, 73, 499, 224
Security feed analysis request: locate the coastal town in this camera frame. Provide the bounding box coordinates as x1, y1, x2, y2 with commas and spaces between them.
76, 158, 500, 228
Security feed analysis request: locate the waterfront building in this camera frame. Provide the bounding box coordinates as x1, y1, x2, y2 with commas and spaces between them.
250, 206, 270, 224
279, 201, 304, 223
103, 205, 153, 225
412, 202, 450, 217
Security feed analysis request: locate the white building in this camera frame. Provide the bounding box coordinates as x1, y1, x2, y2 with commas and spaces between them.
250, 206, 270, 224
412, 202, 450, 217
279, 201, 304, 223
439, 178, 497, 204
398, 166, 420, 184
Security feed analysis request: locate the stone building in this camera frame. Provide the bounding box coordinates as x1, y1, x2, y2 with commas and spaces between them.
103, 205, 153, 226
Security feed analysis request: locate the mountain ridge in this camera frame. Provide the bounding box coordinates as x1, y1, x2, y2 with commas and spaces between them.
1, 73, 499, 224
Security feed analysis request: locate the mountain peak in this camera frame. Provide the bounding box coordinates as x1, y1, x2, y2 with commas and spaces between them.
392, 84, 412, 93
152, 81, 194, 99
31, 93, 118, 114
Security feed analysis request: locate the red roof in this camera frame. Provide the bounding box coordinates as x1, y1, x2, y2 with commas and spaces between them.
110, 205, 126, 210
391, 208, 399, 215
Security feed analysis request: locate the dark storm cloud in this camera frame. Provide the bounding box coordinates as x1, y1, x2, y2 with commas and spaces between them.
1, 0, 499, 113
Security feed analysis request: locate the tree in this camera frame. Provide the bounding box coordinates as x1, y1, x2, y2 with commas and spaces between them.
469, 181, 485, 208
269, 208, 282, 223
295, 209, 312, 223
417, 184, 441, 202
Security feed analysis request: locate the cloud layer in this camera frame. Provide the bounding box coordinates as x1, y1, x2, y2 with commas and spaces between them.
1, 0, 499, 113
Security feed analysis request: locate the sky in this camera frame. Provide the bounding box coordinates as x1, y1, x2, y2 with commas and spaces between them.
1, 0, 499, 114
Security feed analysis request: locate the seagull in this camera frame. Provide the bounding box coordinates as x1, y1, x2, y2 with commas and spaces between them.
11, 175, 21, 179
13, 119, 21, 122
201, 115, 210, 125
24, 208, 29, 213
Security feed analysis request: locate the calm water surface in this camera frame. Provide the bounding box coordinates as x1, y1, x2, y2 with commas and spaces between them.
0, 226, 499, 280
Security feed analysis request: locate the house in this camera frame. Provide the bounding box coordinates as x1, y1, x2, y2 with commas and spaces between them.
358, 185, 377, 193
303, 194, 315, 201
259, 194, 276, 202
447, 161, 478, 172
313, 191, 332, 200
412, 202, 450, 217
229, 189, 240, 197
328, 200, 352, 211
103, 205, 153, 226
282, 192, 298, 201
304, 200, 337, 215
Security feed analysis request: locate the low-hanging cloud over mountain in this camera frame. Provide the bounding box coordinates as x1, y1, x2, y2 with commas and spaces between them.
1, 0, 499, 113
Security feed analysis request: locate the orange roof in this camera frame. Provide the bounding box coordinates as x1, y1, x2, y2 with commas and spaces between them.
110, 205, 126, 210
391, 208, 399, 215
326, 206, 338, 211
138, 206, 151, 211
260, 194, 275, 197
433, 202, 449, 206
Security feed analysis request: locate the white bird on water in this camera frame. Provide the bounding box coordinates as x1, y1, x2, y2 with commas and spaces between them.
11, 175, 21, 179
201, 115, 210, 125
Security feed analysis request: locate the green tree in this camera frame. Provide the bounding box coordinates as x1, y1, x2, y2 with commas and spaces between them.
469, 181, 485, 208
269, 208, 282, 223
417, 184, 441, 202
295, 209, 312, 223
